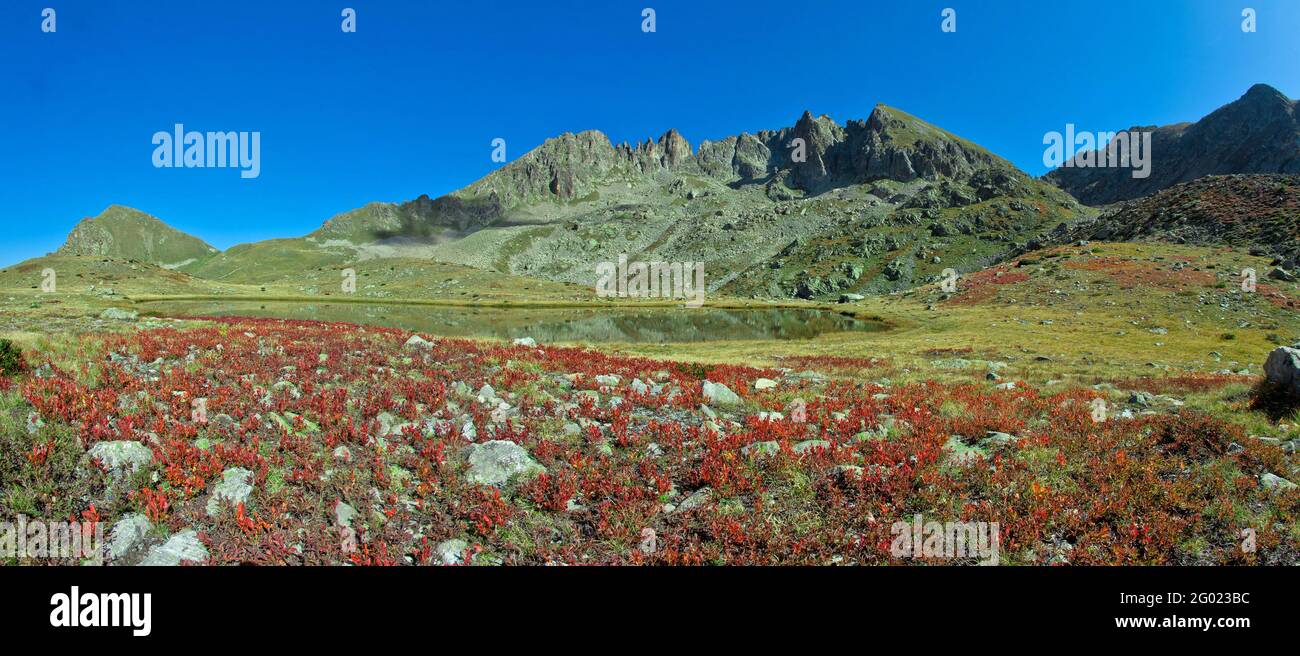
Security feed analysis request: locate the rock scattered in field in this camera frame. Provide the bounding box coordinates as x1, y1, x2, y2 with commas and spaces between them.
676, 487, 713, 512
931, 358, 975, 369
595, 374, 621, 386
512, 337, 537, 347
942, 435, 988, 465
1268, 267, 1298, 282
435, 539, 470, 565
1260, 473, 1297, 490
754, 378, 778, 390
271, 380, 301, 399
88, 440, 153, 476
334, 501, 357, 528
1263, 346, 1300, 398
402, 334, 434, 350
742, 441, 780, 458
793, 439, 830, 454
99, 307, 138, 321
269, 411, 319, 435
702, 380, 741, 405
109, 513, 153, 561
377, 411, 414, 436
138, 530, 208, 566
464, 440, 545, 486
25, 412, 43, 435
206, 467, 254, 516
980, 431, 1017, 448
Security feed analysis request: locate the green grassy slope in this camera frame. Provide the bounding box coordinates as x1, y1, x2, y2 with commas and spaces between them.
55, 205, 219, 272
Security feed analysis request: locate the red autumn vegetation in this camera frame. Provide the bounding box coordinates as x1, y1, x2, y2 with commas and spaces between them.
1, 318, 1294, 565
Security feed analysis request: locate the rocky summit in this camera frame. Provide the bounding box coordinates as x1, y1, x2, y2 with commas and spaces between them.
1046, 84, 1300, 205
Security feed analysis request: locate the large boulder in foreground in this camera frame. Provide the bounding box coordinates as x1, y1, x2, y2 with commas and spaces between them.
464, 440, 545, 486
701, 381, 741, 406
1263, 346, 1300, 397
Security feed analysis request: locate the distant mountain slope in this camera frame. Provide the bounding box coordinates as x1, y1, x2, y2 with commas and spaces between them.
1045, 84, 1300, 205
55, 205, 219, 272
1072, 174, 1300, 268
308, 195, 503, 244
47, 103, 1088, 299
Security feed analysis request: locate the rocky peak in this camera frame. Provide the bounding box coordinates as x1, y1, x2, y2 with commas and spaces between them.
787, 111, 848, 191
657, 128, 693, 167
462, 101, 1028, 207
1046, 83, 1300, 205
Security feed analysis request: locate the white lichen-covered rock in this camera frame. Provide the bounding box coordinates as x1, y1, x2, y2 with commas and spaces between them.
435, 538, 470, 565
1260, 473, 1297, 491
464, 440, 545, 486
109, 513, 153, 561
206, 467, 254, 516
377, 411, 414, 436
334, 501, 357, 528
741, 441, 780, 458
676, 487, 713, 512
702, 380, 741, 405
138, 530, 208, 566
402, 334, 434, 350
99, 307, 138, 321
88, 440, 153, 476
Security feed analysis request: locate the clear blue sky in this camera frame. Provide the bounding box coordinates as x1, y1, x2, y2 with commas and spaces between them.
2, 0, 1297, 266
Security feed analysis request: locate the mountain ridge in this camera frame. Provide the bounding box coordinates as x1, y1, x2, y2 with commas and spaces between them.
40, 101, 1088, 295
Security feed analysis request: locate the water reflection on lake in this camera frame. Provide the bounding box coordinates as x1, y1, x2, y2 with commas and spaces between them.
142, 301, 885, 343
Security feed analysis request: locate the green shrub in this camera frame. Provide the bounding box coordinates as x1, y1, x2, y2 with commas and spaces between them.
0, 339, 24, 375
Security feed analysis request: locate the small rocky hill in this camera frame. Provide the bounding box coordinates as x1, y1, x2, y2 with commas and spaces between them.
55, 205, 219, 272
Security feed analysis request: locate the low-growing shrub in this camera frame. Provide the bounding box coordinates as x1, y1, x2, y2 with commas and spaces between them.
0, 339, 24, 376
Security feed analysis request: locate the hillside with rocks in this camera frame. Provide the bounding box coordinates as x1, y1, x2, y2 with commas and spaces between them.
1070, 174, 1300, 274
1045, 84, 1300, 205
420, 103, 1086, 299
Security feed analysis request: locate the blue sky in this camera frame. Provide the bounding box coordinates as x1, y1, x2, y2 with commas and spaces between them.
1, 0, 1297, 266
